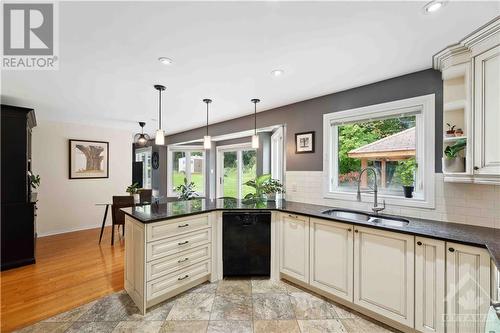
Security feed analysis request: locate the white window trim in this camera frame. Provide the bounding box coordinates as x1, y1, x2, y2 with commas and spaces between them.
216, 142, 254, 199
167, 145, 206, 197
323, 94, 435, 209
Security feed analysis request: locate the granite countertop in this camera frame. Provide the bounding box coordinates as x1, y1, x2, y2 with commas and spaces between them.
122, 198, 500, 267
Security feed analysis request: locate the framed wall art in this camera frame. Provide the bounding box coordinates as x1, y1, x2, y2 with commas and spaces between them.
69, 139, 109, 179
295, 131, 315, 154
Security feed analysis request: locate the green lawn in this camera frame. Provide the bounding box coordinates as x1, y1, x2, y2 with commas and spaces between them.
172, 167, 256, 198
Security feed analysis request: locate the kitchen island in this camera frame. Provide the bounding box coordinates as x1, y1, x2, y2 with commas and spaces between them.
122, 198, 499, 333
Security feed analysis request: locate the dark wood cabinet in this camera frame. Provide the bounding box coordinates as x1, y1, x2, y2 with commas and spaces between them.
1, 104, 37, 270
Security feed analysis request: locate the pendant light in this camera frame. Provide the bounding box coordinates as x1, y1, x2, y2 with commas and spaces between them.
203, 99, 212, 149
251, 98, 260, 149
134, 122, 150, 147
154, 84, 166, 145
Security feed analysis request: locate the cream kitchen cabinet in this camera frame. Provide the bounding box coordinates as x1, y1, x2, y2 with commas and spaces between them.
279, 213, 309, 283
309, 218, 353, 302
446, 242, 491, 333
415, 237, 445, 333
473, 45, 500, 178
353, 226, 414, 327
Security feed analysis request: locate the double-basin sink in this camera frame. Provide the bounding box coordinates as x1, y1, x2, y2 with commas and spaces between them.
321, 209, 410, 227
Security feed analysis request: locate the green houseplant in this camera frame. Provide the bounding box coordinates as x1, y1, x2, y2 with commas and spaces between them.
126, 182, 140, 202
443, 138, 466, 173
395, 158, 417, 198
243, 174, 285, 207
29, 173, 40, 202
175, 177, 198, 200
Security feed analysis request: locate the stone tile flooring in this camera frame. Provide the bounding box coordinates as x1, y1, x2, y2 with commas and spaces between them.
15, 278, 399, 333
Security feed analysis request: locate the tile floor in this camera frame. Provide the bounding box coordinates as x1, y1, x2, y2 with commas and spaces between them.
15, 278, 399, 333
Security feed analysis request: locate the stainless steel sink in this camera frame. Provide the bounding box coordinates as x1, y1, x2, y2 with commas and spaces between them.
369, 217, 409, 227
321, 209, 370, 221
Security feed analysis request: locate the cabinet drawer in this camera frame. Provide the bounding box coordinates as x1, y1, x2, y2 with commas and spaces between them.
147, 244, 211, 281
147, 260, 211, 301
146, 214, 210, 242
146, 228, 211, 262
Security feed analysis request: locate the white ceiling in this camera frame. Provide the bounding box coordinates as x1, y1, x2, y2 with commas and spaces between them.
2, 1, 499, 136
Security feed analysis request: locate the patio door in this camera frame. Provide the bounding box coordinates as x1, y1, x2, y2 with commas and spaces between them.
217, 144, 256, 199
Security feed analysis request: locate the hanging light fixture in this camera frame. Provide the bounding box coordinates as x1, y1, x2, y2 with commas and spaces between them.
251, 98, 260, 149
203, 99, 212, 149
154, 84, 166, 145
134, 122, 150, 147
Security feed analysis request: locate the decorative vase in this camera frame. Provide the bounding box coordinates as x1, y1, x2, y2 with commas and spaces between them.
443, 157, 465, 173
133, 193, 140, 203
403, 186, 414, 198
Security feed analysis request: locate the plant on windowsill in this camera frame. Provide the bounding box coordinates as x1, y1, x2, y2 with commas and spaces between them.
29, 172, 40, 202
243, 174, 285, 208
445, 123, 456, 137
395, 158, 417, 198
443, 138, 466, 173
126, 182, 140, 202
175, 177, 198, 201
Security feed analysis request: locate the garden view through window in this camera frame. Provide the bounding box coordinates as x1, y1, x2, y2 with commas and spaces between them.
337, 114, 417, 197
172, 150, 205, 195
222, 149, 256, 199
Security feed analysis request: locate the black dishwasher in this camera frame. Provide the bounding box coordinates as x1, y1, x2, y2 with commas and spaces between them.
223, 211, 271, 277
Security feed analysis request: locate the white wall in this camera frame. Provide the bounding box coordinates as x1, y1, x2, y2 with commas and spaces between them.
286, 172, 500, 229
32, 120, 133, 236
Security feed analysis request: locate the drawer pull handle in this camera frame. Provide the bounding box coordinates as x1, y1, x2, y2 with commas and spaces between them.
178, 224, 189, 228
178, 241, 189, 246
417, 241, 422, 246
347, 228, 352, 232
178, 275, 189, 281
178, 257, 189, 263
449, 247, 455, 252
288, 214, 298, 219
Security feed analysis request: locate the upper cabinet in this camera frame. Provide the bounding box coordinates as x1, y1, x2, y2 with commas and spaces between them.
433, 17, 500, 184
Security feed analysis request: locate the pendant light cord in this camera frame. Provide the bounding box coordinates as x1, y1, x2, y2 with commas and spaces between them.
254, 102, 256, 135
206, 102, 209, 136
158, 89, 162, 130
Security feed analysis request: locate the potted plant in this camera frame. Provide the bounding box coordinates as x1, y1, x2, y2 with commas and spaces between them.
29, 173, 40, 202
395, 158, 417, 198
175, 177, 198, 200
445, 123, 456, 137
243, 174, 285, 207
126, 182, 140, 202
443, 138, 466, 172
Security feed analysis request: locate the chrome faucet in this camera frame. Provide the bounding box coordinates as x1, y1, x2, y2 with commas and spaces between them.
356, 167, 385, 214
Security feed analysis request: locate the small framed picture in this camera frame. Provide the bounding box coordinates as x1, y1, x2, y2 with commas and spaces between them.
295, 131, 315, 154
69, 139, 109, 179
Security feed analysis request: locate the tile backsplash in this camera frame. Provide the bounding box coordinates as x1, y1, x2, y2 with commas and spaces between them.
285, 171, 500, 229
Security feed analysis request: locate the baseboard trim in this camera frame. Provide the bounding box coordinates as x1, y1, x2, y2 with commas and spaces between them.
37, 224, 104, 237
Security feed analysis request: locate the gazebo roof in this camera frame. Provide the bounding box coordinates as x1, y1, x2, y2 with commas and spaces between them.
347, 127, 415, 160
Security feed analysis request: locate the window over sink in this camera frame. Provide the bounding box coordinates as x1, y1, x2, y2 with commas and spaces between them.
323, 95, 435, 208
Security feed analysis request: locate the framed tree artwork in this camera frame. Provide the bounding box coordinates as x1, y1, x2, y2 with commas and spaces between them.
69, 139, 109, 179
295, 131, 315, 153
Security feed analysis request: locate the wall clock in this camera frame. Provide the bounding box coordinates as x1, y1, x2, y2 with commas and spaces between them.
152, 152, 159, 169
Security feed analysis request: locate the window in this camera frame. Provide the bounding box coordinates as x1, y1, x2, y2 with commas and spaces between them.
323, 94, 435, 208
135, 147, 152, 189
167, 146, 206, 197
217, 143, 257, 199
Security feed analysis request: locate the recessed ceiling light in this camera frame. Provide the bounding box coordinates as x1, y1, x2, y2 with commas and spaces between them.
271, 69, 284, 77
158, 57, 173, 65
423, 1, 445, 13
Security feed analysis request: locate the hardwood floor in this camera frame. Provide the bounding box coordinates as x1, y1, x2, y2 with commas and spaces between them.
1, 226, 124, 332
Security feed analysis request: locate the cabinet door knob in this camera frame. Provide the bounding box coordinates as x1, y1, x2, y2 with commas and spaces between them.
354, 230, 358, 233
474, 166, 479, 170
449, 247, 455, 252
347, 228, 352, 232
417, 241, 422, 246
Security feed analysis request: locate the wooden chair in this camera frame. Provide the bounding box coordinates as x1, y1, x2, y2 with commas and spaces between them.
111, 195, 135, 245
138, 189, 152, 203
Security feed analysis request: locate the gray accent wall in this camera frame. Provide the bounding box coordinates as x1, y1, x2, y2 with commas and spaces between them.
165, 69, 443, 172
